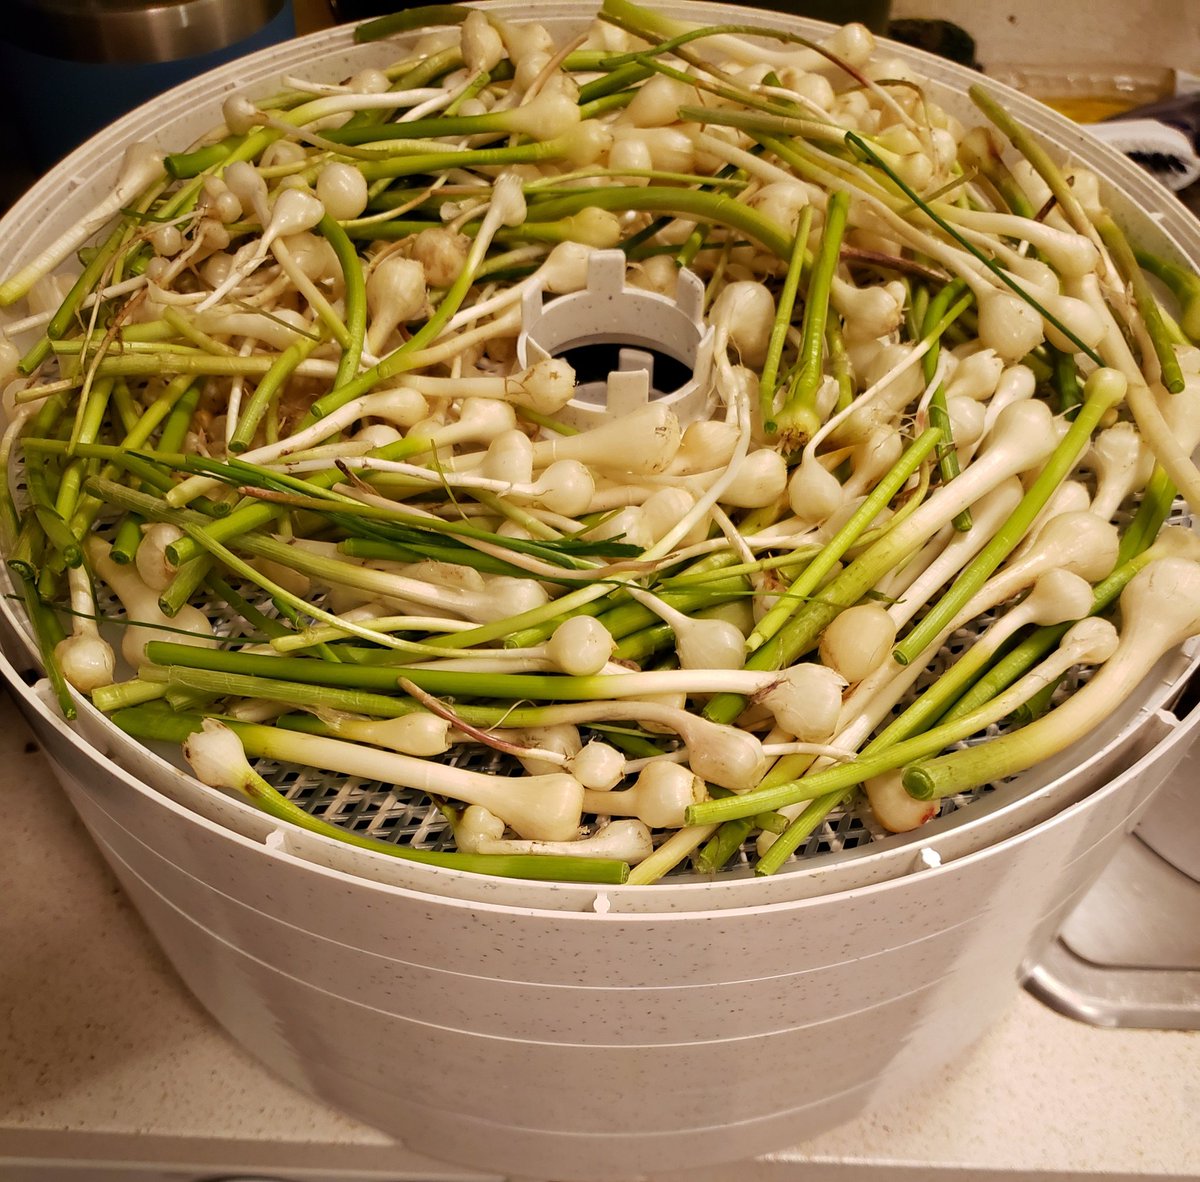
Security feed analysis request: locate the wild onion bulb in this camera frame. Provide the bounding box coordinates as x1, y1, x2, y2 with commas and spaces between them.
788, 451, 844, 525
366, 255, 428, 354
511, 723, 583, 776
709, 280, 776, 368
986, 510, 1120, 602
625, 587, 746, 670
135, 522, 185, 592
943, 348, 1004, 402
530, 402, 682, 475
545, 615, 618, 676
830, 276, 906, 343
223, 721, 587, 841
582, 760, 706, 828
1083, 420, 1155, 522
841, 427, 903, 501
456, 805, 654, 864
818, 602, 898, 685
316, 161, 369, 221
667, 420, 741, 475
976, 290, 1044, 364
568, 740, 627, 791
84, 538, 216, 668
863, 770, 937, 834
622, 74, 695, 128
54, 565, 115, 693
757, 662, 847, 743
628, 706, 767, 791
314, 710, 454, 757
461, 8, 505, 73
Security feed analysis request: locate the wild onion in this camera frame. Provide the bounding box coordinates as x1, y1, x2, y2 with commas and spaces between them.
903, 558, 1200, 799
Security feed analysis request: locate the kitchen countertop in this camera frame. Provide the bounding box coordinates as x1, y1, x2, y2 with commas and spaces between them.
1, 689, 1197, 1182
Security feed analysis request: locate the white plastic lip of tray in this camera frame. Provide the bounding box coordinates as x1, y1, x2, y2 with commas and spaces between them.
2, 2, 1200, 913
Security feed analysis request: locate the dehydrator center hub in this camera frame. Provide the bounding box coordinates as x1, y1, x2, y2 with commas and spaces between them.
517, 247, 715, 428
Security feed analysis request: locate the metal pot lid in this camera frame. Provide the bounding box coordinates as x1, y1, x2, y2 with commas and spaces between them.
4, 0, 289, 64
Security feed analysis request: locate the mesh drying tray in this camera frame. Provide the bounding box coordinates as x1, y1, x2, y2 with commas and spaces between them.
2, 2, 1199, 912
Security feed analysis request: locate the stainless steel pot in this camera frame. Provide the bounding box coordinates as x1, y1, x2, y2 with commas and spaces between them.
6, 0, 291, 62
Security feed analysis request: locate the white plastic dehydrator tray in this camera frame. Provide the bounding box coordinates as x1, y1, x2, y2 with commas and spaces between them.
2, 3, 1200, 1179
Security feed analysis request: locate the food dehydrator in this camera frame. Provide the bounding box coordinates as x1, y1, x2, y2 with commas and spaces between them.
2, 5, 1199, 1180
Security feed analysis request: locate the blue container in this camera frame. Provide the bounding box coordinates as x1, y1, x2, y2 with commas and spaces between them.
0, 0, 296, 170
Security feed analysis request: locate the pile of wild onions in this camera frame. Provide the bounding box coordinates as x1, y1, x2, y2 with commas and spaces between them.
4, 0, 1200, 886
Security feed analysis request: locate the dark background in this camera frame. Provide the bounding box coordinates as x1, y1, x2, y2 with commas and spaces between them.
0, 3, 1195, 219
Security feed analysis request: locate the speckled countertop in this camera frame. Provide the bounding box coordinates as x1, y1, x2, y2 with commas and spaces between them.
0, 689, 1197, 1182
